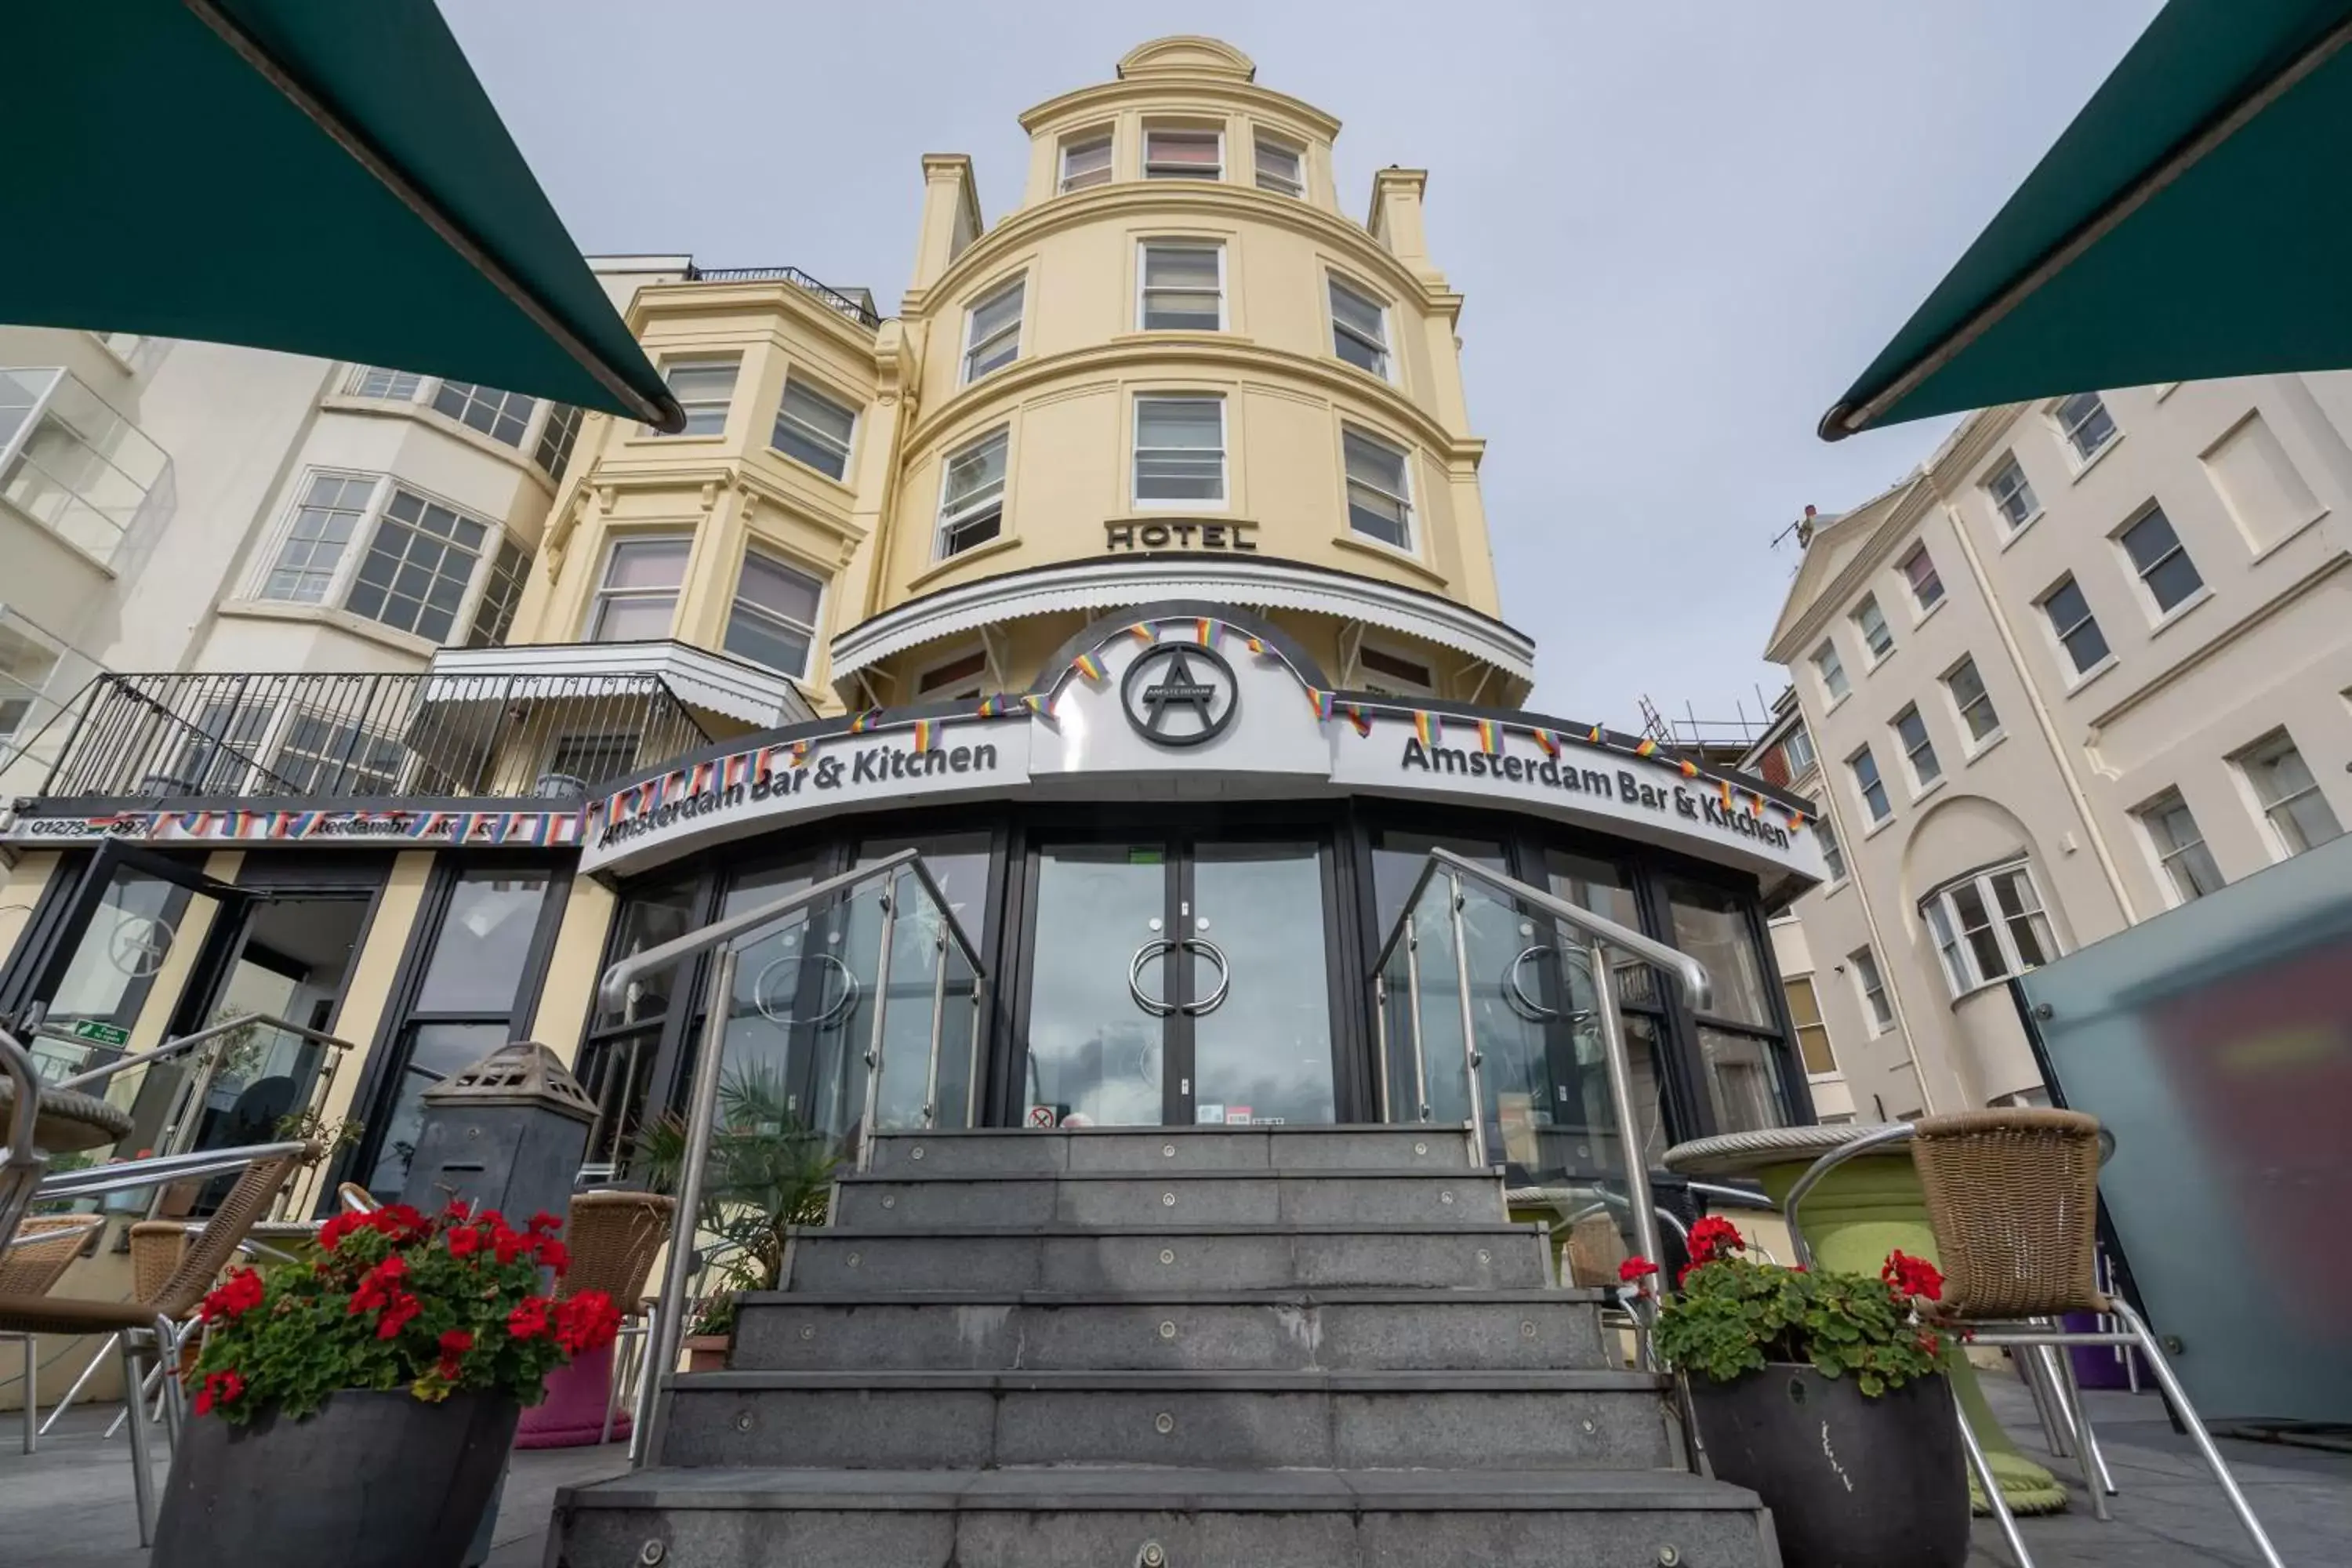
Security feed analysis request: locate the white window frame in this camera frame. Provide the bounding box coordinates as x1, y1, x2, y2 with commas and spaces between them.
2038, 574, 2111, 681
1899, 542, 1944, 615
1143, 125, 1224, 180
2232, 728, 2343, 858
960, 276, 1025, 385
1986, 453, 2040, 533
2053, 391, 2119, 466
1132, 394, 1228, 510
1891, 703, 1942, 791
655, 357, 739, 437
1781, 725, 1817, 780
1137, 241, 1227, 332
1942, 655, 2002, 748
1812, 640, 1849, 705
2114, 503, 2205, 618
585, 532, 695, 643
2135, 788, 2224, 905
343, 485, 500, 645
345, 365, 423, 402
1340, 426, 1414, 551
1919, 861, 2060, 997
1254, 132, 1305, 197
1848, 946, 1893, 1034
1852, 593, 1894, 665
771, 374, 860, 481
430, 379, 538, 449
255, 469, 386, 607
1813, 818, 1846, 884
1327, 274, 1393, 382
936, 426, 1011, 560
722, 547, 826, 681
1058, 128, 1115, 194
1849, 744, 1891, 824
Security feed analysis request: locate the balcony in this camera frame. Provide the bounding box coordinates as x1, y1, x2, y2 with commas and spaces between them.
0, 367, 170, 572
679, 263, 881, 328
24, 660, 716, 805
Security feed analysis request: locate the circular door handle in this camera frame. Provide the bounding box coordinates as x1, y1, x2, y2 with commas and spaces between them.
1183, 938, 1231, 1015
1129, 938, 1178, 1016
1506, 945, 1563, 1022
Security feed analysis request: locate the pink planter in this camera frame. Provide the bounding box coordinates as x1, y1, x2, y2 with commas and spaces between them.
513, 1344, 626, 1450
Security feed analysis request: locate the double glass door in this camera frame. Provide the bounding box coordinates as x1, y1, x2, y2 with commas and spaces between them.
1022, 837, 1338, 1128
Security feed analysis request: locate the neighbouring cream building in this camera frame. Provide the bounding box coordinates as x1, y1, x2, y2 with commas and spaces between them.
1747, 374, 2352, 1120
2, 42, 1829, 1399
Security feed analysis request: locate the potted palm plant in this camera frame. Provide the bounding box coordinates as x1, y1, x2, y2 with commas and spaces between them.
155, 1203, 622, 1568
1646, 1218, 1969, 1568
633, 1061, 839, 1371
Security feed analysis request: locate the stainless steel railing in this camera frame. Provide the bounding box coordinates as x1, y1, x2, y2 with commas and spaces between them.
1370, 847, 1713, 1301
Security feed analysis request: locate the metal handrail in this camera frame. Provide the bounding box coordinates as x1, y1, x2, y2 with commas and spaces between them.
628, 849, 984, 1469
1370, 848, 1716, 1295
33, 1140, 312, 1201
1371, 848, 1715, 1014
54, 1011, 355, 1091
597, 848, 983, 1010
0, 1026, 47, 1254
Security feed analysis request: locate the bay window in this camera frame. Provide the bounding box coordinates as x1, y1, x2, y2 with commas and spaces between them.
1921, 862, 2057, 996
587, 536, 692, 641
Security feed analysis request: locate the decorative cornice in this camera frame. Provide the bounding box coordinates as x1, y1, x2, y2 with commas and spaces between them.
630, 276, 880, 354
903, 336, 1475, 463
1017, 75, 1338, 140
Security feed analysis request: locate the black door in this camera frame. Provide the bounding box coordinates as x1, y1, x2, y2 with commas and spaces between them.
1017, 836, 1340, 1128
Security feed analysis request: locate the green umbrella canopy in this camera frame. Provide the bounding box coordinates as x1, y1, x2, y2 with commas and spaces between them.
8, 0, 684, 430
1820, 0, 2352, 441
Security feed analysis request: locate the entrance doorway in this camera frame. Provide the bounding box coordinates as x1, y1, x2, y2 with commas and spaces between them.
1018, 837, 1339, 1128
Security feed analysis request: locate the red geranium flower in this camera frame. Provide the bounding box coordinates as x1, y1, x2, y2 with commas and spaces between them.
1882, 1250, 1945, 1303
491, 1222, 532, 1266
436, 1328, 475, 1380
528, 1210, 564, 1236
1686, 1216, 1745, 1266
349, 1254, 410, 1313
199, 1268, 265, 1323
193, 1369, 244, 1417
1618, 1256, 1658, 1284
553, 1291, 622, 1356
375, 1292, 422, 1340
535, 1236, 571, 1276
446, 1225, 481, 1259
507, 1296, 552, 1341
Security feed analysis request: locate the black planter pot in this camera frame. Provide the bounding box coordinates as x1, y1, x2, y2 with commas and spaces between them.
1688, 1365, 1969, 1568
154, 1389, 519, 1568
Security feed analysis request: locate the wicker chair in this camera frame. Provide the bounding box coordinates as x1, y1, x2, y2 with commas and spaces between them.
1785, 1112, 2284, 1568
0, 1214, 105, 1453
566, 1189, 675, 1445
0, 1145, 310, 1545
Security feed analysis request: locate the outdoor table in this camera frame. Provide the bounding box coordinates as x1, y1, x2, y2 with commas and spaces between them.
0, 1077, 132, 1155
1664, 1123, 2069, 1515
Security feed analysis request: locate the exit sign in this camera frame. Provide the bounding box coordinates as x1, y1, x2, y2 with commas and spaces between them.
67, 1019, 129, 1049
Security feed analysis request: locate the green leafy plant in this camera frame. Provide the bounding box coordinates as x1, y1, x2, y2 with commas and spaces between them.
183, 1203, 621, 1424
1647, 1218, 1951, 1397
632, 1059, 840, 1337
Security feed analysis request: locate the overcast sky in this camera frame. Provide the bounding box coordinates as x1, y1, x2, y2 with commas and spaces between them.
445, 0, 2160, 733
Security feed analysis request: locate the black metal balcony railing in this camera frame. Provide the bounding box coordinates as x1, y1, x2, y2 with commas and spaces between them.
31, 669, 713, 804
681, 263, 881, 328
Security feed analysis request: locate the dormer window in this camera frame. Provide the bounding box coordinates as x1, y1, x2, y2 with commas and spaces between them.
1144, 126, 1222, 180
1059, 130, 1113, 194
1254, 134, 1305, 196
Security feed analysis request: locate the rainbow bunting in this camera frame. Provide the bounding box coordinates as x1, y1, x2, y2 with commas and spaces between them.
1243, 633, 1265, 655
1413, 710, 1439, 746
555, 812, 584, 844
975, 694, 1004, 718
1196, 617, 1217, 646
1788, 809, 1807, 832
230, 810, 260, 838
1307, 688, 1338, 720
1634, 738, 1659, 759
1719, 779, 1735, 812
1345, 704, 1373, 738
688, 760, 715, 797
1021, 693, 1053, 716
1747, 792, 1764, 819
1679, 759, 1699, 779
1475, 720, 1502, 756
268, 810, 299, 839
421, 811, 455, 839
1073, 651, 1105, 682
790, 740, 812, 769
724, 753, 751, 790
488, 814, 516, 845
513, 814, 550, 846
1584, 725, 1602, 744
1127, 623, 1156, 646
1531, 728, 1559, 759
911, 719, 936, 752
848, 709, 883, 734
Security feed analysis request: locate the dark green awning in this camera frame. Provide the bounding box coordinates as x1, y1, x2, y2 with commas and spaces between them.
1821, 0, 2352, 441
8, 0, 683, 430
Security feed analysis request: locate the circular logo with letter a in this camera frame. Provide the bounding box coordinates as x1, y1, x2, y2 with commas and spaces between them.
1120, 642, 1239, 747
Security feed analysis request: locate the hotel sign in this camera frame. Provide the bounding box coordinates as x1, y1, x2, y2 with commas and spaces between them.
1103, 519, 1256, 554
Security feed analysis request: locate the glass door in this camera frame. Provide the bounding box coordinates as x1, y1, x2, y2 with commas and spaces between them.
1019, 837, 1339, 1128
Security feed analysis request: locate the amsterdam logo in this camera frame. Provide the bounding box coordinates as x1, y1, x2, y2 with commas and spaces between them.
1120, 642, 1238, 747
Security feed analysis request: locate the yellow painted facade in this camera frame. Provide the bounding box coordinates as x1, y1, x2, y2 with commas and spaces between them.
506, 37, 1520, 713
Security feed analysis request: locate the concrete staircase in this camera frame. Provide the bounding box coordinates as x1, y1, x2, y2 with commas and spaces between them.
550, 1127, 1780, 1566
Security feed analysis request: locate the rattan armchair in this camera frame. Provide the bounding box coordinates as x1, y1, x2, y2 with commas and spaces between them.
1785, 1111, 2284, 1568
0, 1144, 311, 1545
565, 1189, 674, 1446
1, 1214, 106, 1453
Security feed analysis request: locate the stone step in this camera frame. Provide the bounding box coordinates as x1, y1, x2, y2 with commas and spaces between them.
729, 1288, 1612, 1373
554, 1466, 1776, 1567
864, 1124, 1479, 1177
661, 1370, 1682, 1472
783, 1223, 1553, 1294
829, 1169, 1509, 1229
